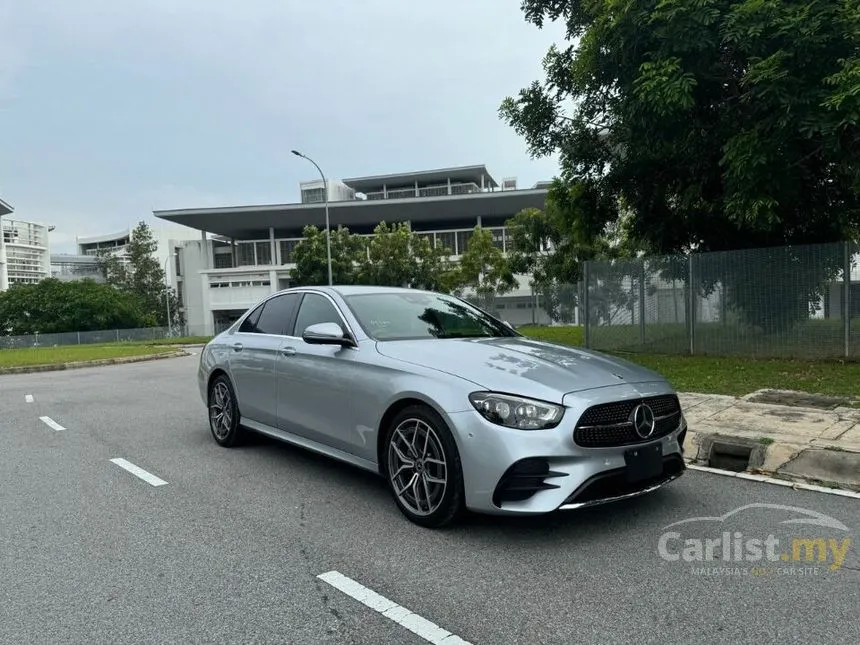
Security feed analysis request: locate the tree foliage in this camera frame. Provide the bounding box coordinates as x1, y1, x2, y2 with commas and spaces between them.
505, 181, 631, 321
501, 0, 860, 330
99, 221, 183, 327
456, 226, 518, 308
291, 221, 466, 291
289, 224, 366, 286
0, 278, 152, 336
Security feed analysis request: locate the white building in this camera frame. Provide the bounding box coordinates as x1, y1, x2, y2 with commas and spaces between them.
74, 223, 202, 297
75, 224, 201, 271
49, 254, 104, 282
155, 164, 557, 335
0, 199, 52, 291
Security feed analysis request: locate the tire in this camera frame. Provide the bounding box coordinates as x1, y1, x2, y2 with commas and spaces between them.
207, 373, 244, 447
383, 404, 465, 529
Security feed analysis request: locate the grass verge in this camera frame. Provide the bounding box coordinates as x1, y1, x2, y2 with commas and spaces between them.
124, 336, 213, 346
0, 344, 177, 369
2, 325, 857, 399
518, 325, 860, 399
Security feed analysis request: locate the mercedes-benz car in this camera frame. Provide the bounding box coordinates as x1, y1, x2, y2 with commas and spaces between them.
198, 285, 687, 528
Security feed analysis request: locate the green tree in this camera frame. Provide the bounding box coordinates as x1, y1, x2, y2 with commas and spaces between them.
500, 0, 860, 330
0, 278, 152, 336
506, 181, 632, 322
457, 226, 518, 309
99, 221, 183, 328
289, 225, 364, 285
357, 222, 419, 286
355, 221, 464, 291
412, 232, 464, 293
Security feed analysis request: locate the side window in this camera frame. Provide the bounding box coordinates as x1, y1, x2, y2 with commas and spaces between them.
293, 294, 344, 337
238, 303, 265, 333
254, 293, 301, 335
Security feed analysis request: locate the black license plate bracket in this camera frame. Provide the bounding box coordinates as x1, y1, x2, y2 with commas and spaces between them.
624, 443, 663, 483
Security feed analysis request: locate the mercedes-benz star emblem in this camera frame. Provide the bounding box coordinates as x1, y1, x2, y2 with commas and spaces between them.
631, 403, 656, 439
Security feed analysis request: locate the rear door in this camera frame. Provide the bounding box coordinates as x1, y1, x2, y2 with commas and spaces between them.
228, 293, 301, 428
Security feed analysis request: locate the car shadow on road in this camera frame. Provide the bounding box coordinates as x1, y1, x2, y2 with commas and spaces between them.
238, 427, 689, 541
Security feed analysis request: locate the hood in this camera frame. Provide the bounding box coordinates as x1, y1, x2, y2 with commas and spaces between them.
374, 335, 668, 403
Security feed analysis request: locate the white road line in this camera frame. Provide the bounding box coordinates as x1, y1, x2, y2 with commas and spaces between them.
25, 394, 34, 403
109, 458, 168, 487
687, 464, 860, 499
317, 570, 472, 645
39, 416, 65, 431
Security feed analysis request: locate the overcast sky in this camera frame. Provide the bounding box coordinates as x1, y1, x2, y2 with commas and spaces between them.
0, 1, 563, 253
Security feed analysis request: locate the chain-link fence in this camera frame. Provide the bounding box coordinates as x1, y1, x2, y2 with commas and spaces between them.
582, 241, 859, 359
0, 324, 213, 349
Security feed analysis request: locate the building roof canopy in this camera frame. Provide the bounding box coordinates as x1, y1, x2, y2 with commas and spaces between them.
154, 189, 547, 240
341, 164, 499, 192
0, 198, 13, 216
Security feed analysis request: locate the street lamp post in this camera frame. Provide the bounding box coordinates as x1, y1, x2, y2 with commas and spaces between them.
164, 253, 176, 336
291, 149, 333, 286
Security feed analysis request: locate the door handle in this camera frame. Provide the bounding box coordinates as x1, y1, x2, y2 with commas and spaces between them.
281, 346, 297, 357
232, 342, 243, 352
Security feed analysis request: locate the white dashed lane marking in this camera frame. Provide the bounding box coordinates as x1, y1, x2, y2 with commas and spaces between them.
317, 570, 472, 644
39, 416, 66, 431
25, 394, 34, 403
109, 458, 168, 487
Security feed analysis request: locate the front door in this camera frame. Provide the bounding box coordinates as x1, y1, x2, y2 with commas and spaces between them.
276, 292, 359, 455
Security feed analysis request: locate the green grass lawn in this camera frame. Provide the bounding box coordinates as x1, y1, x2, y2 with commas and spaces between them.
2, 324, 857, 399
123, 336, 213, 346
0, 344, 176, 369
518, 325, 860, 399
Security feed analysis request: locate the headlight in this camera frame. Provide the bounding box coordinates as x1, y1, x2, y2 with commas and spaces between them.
469, 392, 564, 430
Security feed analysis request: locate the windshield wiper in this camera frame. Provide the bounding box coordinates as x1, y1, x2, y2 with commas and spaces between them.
435, 332, 495, 339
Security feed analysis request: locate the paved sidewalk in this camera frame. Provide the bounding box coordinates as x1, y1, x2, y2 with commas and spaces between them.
680, 389, 860, 491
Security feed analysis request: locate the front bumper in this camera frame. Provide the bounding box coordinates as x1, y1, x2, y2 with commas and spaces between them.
445, 398, 688, 516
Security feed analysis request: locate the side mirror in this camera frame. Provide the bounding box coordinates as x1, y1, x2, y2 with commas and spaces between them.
302, 322, 353, 346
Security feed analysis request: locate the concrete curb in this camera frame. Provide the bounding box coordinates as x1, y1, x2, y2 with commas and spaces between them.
683, 428, 860, 493
0, 349, 189, 375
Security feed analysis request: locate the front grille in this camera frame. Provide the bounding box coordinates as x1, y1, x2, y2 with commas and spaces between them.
573, 395, 682, 448
492, 458, 568, 506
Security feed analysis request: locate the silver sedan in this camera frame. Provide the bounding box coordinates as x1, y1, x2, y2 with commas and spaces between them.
198, 285, 688, 528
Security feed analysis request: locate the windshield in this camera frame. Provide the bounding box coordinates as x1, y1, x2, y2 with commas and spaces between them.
343, 291, 518, 341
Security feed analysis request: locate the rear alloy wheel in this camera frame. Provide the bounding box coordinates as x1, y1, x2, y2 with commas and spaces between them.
208, 374, 244, 447
385, 405, 464, 528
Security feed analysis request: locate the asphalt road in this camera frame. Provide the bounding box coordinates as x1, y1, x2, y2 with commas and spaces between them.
1, 353, 858, 645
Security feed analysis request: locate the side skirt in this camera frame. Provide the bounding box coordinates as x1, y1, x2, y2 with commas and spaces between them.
242, 419, 381, 475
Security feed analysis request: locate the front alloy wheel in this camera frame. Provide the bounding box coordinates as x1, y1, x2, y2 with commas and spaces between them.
385, 405, 464, 528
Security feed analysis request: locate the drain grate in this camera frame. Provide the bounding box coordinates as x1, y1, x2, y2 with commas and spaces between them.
707, 440, 755, 472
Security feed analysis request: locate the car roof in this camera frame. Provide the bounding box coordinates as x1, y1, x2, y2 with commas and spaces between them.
285, 285, 439, 297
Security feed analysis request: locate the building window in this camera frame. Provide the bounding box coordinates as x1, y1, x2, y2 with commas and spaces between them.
213, 252, 233, 269
456, 231, 471, 255
279, 239, 299, 263
255, 241, 272, 266
236, 242, 256, 266
301, 188, 325, 204
174, 248, 182, 276
490, 228, 505, 251
436, 232, 456, 254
